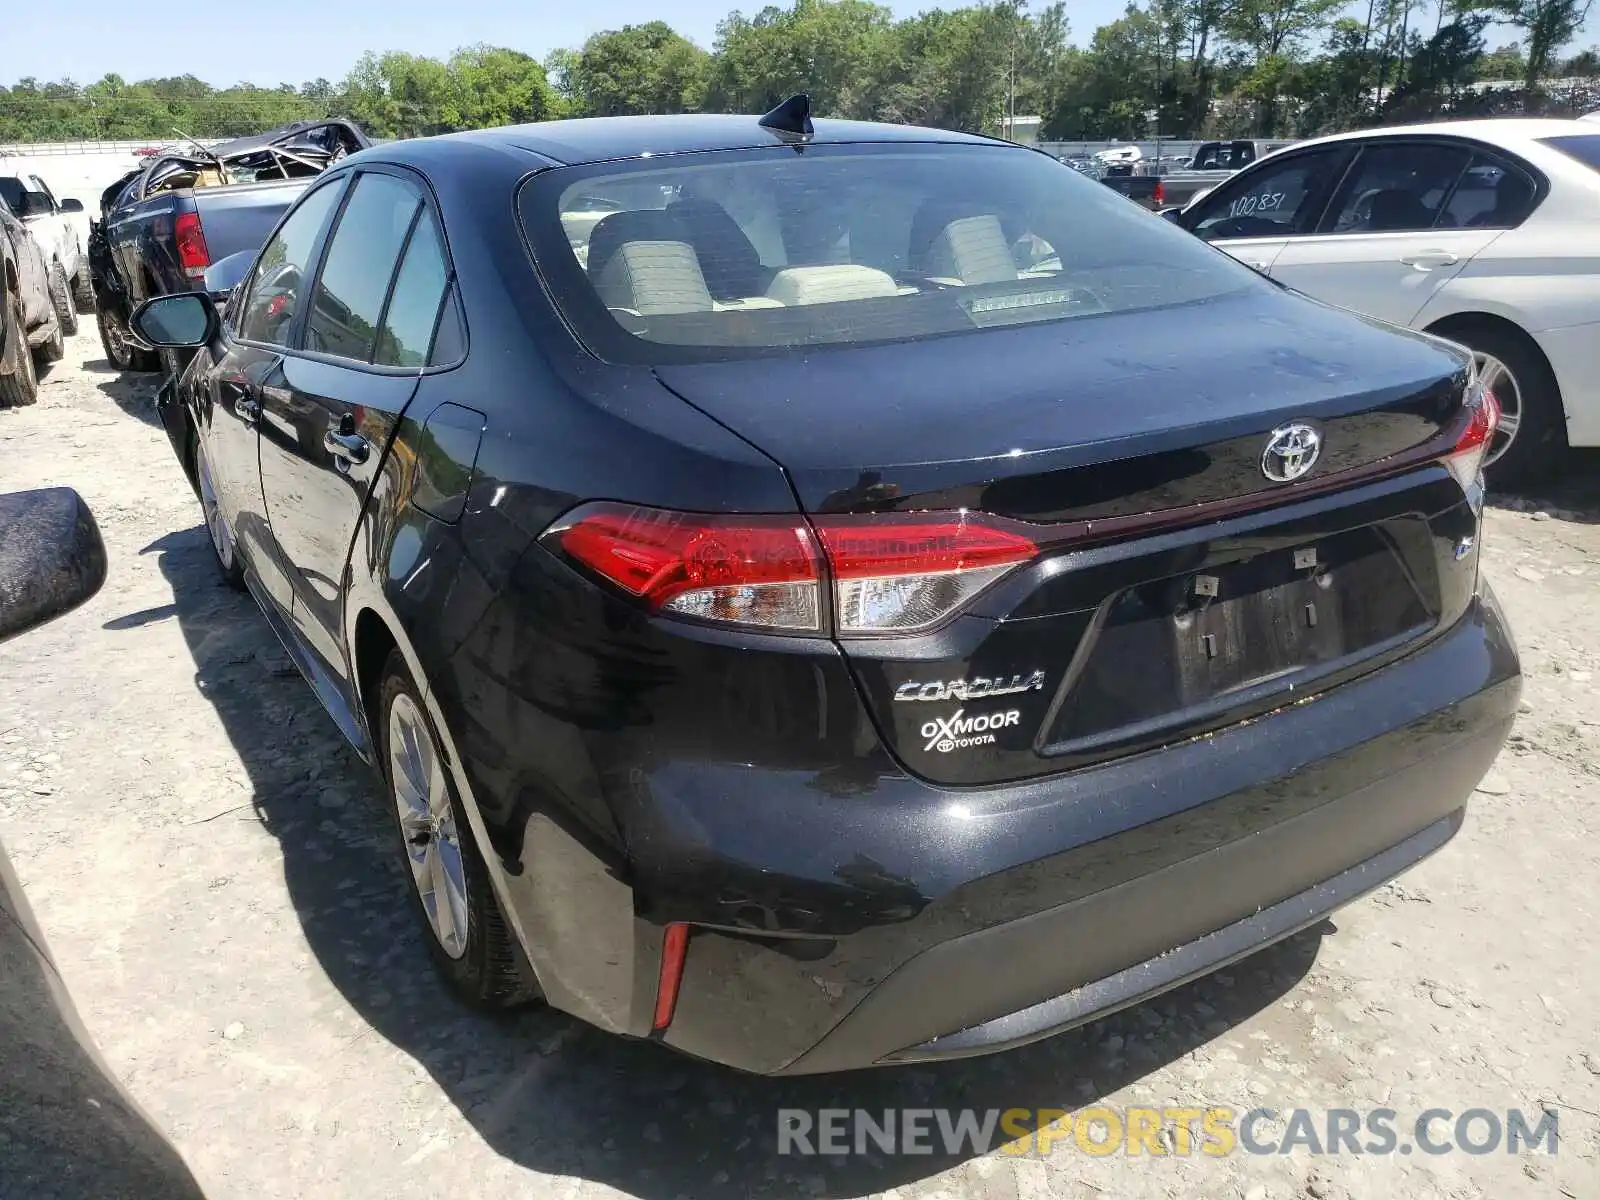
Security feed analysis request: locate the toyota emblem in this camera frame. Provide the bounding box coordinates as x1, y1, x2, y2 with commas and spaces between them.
1261, 423, 1322, 483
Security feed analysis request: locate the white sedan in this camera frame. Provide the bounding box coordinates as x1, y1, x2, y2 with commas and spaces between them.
1171, 118, 1600, 483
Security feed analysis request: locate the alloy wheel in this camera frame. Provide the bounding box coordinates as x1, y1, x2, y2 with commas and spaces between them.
1473, 351, 1521, 468
195, 439, 235, 569
388, 693, 469, 960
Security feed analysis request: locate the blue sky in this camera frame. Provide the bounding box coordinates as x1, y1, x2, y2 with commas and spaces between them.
10, 0, 1137, 88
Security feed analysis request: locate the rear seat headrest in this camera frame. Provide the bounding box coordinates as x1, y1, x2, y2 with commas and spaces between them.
586, 209, 684, 282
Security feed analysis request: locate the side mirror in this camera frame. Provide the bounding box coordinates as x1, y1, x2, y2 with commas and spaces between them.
60, 198, 85, 214
0, 489, 108, 644
1161, 208, 1184, 224
17, 191, 54, 219
129, 292, 217, 349
203, 250, 255, 312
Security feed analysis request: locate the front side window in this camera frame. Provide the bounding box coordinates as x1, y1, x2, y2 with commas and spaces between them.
519, 143, 1261, 364
1324, 142, 1473, 234
1189, 149, 1350, 241
305, 173, 424, 363
235, 181, 343, 345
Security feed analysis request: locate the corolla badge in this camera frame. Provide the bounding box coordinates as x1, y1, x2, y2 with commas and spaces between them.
1261, 423, 1322, 483
894, 671, 1047, 703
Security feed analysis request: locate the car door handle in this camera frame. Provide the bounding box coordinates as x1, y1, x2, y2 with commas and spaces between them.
1399, 250, 1459, 270
324, 430, 370, 465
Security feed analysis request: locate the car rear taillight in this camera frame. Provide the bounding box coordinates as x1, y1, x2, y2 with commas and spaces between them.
174, 211, 211, 279
551, 503, 823, 631
812, 513, 1038, 633
547, 504, 1038, 635
1152, 180, 1165, 207
1443, 381, 1500, 490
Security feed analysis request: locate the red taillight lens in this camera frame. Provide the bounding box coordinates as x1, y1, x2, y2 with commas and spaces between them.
548, 504, 1037, 635
1152, 180, 1165, 207
552, 503, 823, 630
1444, 382, 1500, 489
174, 211, 211, 279
652, 922, 690, 1031
813, 513, 1038, 633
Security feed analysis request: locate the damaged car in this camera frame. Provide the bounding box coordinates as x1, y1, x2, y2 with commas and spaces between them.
93, 119, 369, 373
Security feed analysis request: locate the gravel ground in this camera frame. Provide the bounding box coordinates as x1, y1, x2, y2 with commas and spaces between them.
1, 331, 1598, 1200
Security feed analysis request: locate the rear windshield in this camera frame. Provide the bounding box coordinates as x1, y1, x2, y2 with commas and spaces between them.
517, 143, 1258, 364
1539, 134, 1600, 172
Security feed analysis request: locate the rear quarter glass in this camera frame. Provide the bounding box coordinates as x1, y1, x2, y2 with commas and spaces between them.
517, 142, 1264, 365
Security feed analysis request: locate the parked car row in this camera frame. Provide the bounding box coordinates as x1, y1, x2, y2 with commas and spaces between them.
0, 182, 70, 408
123, 97, 1519, 1076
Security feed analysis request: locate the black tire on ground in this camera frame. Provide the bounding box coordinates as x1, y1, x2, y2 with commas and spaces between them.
96, 306, 160, 372
1441, 319, 1567, 489
377, 650, 539, 1010
73, 263, 96, 314
49, 262, 79, 336
35, 311, 64, 365
0, 292, 39, 408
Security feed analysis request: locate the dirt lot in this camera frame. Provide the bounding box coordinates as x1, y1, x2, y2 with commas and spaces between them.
1, 331, 1598, 1200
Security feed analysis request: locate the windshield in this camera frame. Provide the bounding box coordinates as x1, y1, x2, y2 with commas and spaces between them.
518, 143, 1258, 364
1540, 134, 1600, 173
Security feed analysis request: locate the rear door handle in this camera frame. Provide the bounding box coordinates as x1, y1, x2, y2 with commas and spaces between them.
323, 430, 370, 466
1399, 250, 1459, 270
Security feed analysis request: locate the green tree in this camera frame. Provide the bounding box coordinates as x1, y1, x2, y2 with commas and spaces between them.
569, 22, 710, 115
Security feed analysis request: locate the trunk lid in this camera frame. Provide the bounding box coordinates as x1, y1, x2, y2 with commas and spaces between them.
655, 290, 1480, 786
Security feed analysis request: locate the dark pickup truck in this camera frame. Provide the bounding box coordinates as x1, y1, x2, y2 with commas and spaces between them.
94, 118, 368, 372
1097, 139, 1298, 213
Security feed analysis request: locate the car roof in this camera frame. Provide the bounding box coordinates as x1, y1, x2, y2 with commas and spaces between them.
1288, 117, 1599, 153
374, 113, 1008, 169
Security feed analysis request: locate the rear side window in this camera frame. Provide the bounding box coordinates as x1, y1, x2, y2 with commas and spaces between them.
1324, 143, 1472, 233
305, 173, 422, 363
374, 208, 450, 368
1539, 134, 1600, 171
1436, 157, 1537, 228
518, 143, 1259, 365
236, 181, 343, 346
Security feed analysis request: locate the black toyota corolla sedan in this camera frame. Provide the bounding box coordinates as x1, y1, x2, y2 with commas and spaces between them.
131, 102, 1521, 1075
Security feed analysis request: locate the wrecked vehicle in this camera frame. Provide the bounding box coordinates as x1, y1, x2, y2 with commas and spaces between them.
95, 119, 369, 372
1, 191, 65, 407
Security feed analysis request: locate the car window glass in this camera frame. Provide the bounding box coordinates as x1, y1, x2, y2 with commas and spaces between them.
1437, 157, 1536, 228
235, 181, 343, 345
523, 143, 1265, 364
374, 207, 449, 368
1190, 150, 1346, 241
0, 178, 24, 211
305, 173, 422, 363
1540, 133, 1600, 172
30, 177, 56, 207
429, 291, 466, 366
1325, 143, 1472, 233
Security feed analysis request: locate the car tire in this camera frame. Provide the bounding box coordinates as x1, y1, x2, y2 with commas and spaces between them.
0, 292, 39, 408
49, 263, 80, 337
73, 264, 96, 314
378, 651, 539, 1009
96, 307, 160, 373
191, 428, 244, 590
35, 310, 65, 366
1443, 321, 1565, 489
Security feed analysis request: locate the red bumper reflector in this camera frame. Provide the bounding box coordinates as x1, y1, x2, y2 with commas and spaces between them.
652, 922, 691, 1032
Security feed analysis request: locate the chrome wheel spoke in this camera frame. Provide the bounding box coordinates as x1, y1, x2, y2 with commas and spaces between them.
388, 693, 468, 960
1472, 351, 1522, 467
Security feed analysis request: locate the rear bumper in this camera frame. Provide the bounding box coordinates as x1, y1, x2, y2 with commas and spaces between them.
610, 584, 1519, 1075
